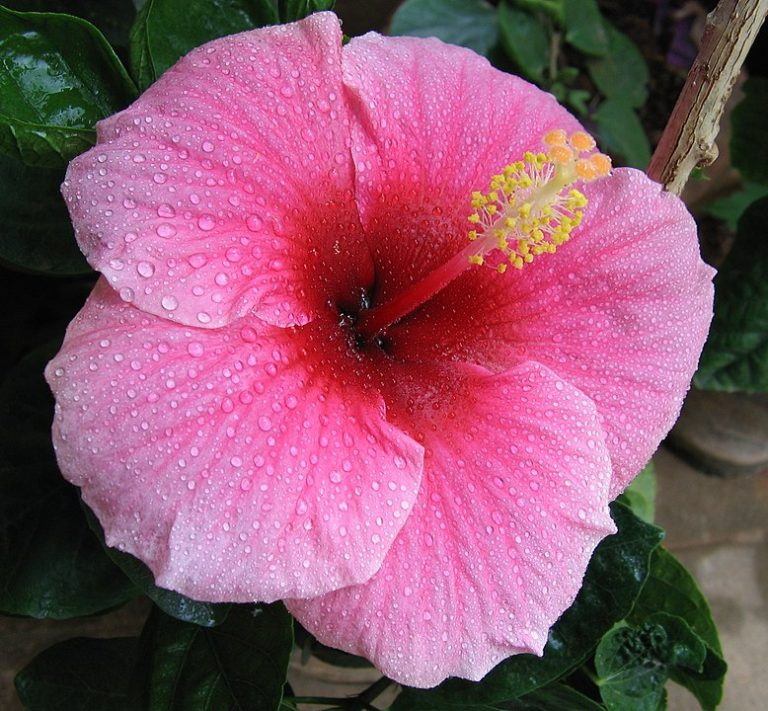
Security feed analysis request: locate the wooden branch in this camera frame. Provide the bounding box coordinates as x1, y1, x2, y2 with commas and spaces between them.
647, 0, 768, 195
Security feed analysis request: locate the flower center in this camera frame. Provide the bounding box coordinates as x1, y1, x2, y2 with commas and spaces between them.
356, 130, 611, 342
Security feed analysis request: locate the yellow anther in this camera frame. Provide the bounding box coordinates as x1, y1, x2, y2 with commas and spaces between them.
543, 129, 568, 146
570, 131, 596, 153
589, 152, 612, 177
549, 145, 574, 165
465, 127, 608, 275
575, 158, 598, 181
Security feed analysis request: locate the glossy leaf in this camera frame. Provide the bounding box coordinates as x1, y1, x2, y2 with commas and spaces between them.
129, 0, 280, 90
389, 0, 499, 57
0, 7, 136, 167
629, 548, 726, 710
696, 197, 768, 391
0, 153, 90, 275
0, 344, 135, 618
84, 505, 231, 628
498, 2, 550, 83
587, 23, 648, 108
278, 0, 334, 22
15, 637, 140, 711
731, 77, 768, 185
1, 1, 138, 50
562, 0, 609, 56
595, 614, 706, 711
135, 604, 293, 711
621, 461, 656, 524
701, 181, 768, 231
593, 99, 650, 168
392, 503, 663, 710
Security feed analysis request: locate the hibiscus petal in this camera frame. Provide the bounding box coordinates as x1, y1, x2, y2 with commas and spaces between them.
389, 169, 714, 496
45, 279, 423, 602
288, 360, 614, 687
341, 32, 581, 303
62, 12, 372, 329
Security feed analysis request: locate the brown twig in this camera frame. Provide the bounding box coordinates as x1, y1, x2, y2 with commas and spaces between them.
647, 0, 768, 194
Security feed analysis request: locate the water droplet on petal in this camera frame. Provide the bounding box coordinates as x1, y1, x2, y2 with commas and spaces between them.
161, 295, 179, 311
137, 261, 155, 277
246, 214, 263, 231
197, 215, 215, 231
157, 223, 176, 238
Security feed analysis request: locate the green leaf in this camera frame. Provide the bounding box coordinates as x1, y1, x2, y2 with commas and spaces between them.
2, 1, 138, 50
595, 614, 706, 711
129, 0, 280, 90
278, 0, 334, 23
136, 604, 293, 711
731, 77, 768, 185
389, 0, 498, 57
392, 503, 663, 710
15, 637, 140, 711
629, 548, 726, 710
621, 461, 656, 524
84, 505, 231, 628
562, 0, 609, 56
498, 2, 550, 83
593, 99, 650, 168
0, 153, 90, 275
0, 6, 137, 167
696, 196, 768, 391
0, 344, 135, 618
517, 682, 606, 710
587, 23, 648, 108
701, 182, 768, 232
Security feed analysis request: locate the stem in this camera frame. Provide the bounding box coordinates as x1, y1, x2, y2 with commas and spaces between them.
356, 676, 394, 705
646, 0, 768, 194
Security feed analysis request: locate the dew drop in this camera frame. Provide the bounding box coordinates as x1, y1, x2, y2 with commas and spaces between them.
156, 223, 177, 238
188, 253, 208, 268
197, 215, 216, 231
240, 326, 257, 342
246, 214, 263, 231
137, 261, 155, 278
258, 415, 272, 432
161, 295, 179, 311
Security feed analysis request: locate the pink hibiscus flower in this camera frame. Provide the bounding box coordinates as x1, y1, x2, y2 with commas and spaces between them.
46, 12, 713, 687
